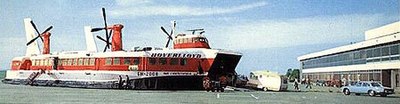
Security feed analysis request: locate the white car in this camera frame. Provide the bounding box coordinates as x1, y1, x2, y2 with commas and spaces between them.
341, 81, 394, 97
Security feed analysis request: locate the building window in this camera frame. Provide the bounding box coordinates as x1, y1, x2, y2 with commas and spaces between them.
170, 58, 179, 65
105, 58, 112, 65
180, 58, 187, 66
381, 46, 390, 56
372, 48, 381, 57
366, 49, 373, 58
133, 58, 140, 65
353, 51, 361, 59
89, 58, 95, 65
123, 58, 131, 65
391, 56, 400, 60
149, 58, 157, 65
113, 58, 120, 65
390, 45, 399, 55
159, 58, 167, 65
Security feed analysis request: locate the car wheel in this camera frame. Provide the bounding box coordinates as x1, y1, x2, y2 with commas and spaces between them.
263, 87, 268, 91
343, 89, 350, 95
368, 90, 375, 97
380, 93, 387, 97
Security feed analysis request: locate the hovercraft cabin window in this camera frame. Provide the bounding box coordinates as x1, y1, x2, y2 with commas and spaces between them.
57, 59, 62, 66
105, 58, 112, 65
180, 58, 187, 66
73, 59, 78, 65
84, 58, 89, 65
40, 59, 44, 66
123, 57, 130, 65
113, 58, 120, 65
45, 59, 50, 66
67, 59, 72, 66
149, 58, 157, 65
32, 60, 36, 66
89, 58, 95, 65
62, 59, 67, 66
78, 58, 83, 66
170, 58, 178, 65
159, 58, 167, 65
133, 58, 140, 65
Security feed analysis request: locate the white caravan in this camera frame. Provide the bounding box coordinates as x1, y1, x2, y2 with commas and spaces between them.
247, 70, 288, 91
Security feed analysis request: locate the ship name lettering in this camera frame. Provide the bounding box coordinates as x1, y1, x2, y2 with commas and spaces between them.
151, 53, 202, 58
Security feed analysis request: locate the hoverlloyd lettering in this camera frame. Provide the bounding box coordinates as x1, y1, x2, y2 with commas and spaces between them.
151, 53, 202, 58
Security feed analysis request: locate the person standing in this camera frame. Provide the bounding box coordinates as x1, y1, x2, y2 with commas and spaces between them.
305, 78, 312, 89
294, 78, 300, 91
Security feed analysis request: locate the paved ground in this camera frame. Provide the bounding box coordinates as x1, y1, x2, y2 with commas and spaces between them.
0, 82, 399, 104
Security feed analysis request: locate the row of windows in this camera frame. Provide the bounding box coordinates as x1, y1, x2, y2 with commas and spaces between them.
302, 43, 400, 69
60, 58, 96, 66
32, 58, 96, 66
32, 59, 53, 66
303, 70, 382, 82
148, 58, 187, 66
174, 37, 208, 44
31, 57, 190, 67
105, 57, 140, 65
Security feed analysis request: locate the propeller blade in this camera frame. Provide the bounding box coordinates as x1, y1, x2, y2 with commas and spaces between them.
170, 21, 176, 36
91, 28, 105, 32
200, 31, 205, 35
96, 35, 111, 52
161, 27, 170, 36
102, 8, 109, 49
103, 45, 108, 52
26, 35, 40, 46
30, 21, 44, 42
106, 30, 112, 49
40, 26, 53, 34
96, 35, 111, 45
165, 38, 171, 48
170, 29, 174, 38
30, 21, 41, 35
173, 21, 176, 28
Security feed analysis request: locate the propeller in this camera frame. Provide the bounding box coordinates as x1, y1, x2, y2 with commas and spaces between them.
99, 30, 113, 52
26, 20, 53, 46
199, 31, 205, 35
160, 21, 176, 48
30, 21, 44, 42
92, 8, 112, 52
187, 28, 204, 35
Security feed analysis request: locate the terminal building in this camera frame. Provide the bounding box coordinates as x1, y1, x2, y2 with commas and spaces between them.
298, 21, 400, 89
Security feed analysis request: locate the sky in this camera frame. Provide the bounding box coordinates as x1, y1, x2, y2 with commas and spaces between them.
0, 0, 399, 73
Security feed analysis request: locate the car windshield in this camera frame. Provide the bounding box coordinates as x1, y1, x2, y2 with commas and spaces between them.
371, 83, 381, 87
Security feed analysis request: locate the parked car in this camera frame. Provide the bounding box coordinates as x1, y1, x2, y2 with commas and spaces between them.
341, 81, 394, 97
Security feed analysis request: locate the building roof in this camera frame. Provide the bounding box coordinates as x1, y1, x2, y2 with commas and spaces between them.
298, 21, 400, 61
